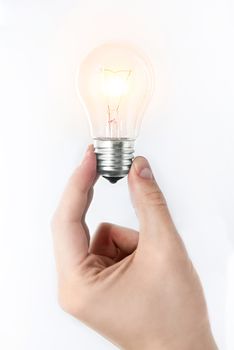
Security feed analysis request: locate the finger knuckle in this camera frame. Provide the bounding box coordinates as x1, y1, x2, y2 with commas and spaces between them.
50, 214, 58, 232
97, 222, 110, 231
144, 188, 167, 208
50, 210, 70, 235
50, 208, 63, 232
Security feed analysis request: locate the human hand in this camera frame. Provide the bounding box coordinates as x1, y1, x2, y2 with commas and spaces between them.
52, 145, 217, 350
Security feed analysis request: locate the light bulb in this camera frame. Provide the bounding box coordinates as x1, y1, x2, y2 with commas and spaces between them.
77, 42, 154, 183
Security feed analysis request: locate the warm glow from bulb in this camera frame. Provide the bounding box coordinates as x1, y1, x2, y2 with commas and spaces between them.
102, 76, 128, 97
101, 69, 131, 97
78, 43, 154, 139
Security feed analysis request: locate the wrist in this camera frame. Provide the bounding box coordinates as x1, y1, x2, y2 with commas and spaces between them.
160, 328, 217, 350
164, 329, 218, 350
123, 326, 217, 350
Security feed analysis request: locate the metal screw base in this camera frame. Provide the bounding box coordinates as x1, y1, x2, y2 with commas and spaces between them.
93, 138, 135, 183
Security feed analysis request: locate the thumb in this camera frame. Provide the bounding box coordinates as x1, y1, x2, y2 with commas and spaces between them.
128, 156, 177, 244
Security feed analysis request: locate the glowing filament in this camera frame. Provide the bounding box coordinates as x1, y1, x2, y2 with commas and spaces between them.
102, 69, 131, 97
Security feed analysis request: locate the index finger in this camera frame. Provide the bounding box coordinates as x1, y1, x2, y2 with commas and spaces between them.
52, 145, 97, 273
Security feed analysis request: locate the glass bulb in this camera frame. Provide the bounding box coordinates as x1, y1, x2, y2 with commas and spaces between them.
77, 42, 154, 183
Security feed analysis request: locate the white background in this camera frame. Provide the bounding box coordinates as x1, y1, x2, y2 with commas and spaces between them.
0, 0, 234, 349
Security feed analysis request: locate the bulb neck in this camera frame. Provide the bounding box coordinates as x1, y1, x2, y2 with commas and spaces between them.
93, 138, 135, 183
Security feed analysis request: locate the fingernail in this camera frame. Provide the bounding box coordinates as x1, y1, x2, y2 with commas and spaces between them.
83, 144, 94, 162
133, 157, 153, 179
86, 144, 94, 156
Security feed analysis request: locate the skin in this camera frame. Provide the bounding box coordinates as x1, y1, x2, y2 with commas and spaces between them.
51, 145, 218, 350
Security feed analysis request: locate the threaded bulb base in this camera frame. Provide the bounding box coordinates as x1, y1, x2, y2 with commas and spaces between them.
93, 138, 135, 183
